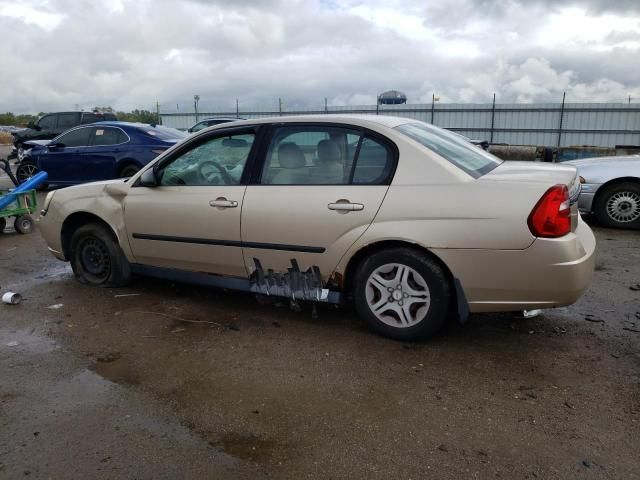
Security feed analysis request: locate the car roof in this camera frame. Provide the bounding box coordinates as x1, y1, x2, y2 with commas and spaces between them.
90, 121, 168, 129
215, 114, 418, 129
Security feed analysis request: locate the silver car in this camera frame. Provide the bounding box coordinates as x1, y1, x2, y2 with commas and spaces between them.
565, 155, 640, 229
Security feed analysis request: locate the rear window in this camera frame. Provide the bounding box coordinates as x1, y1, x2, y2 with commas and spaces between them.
138, 125, 187, 141
395, 122, 502, 178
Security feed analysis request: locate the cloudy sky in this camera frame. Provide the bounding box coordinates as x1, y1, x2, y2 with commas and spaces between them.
1, 0, 639, 113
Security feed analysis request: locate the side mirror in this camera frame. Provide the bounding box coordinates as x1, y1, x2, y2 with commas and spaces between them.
139, 168, 158, 187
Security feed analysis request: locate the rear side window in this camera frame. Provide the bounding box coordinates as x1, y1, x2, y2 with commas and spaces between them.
57, 113, 78, 129
138, 126, 187, 141
395, 122, 501, 178
92, 127, 128, 146
260, 126, 395, 185
81, 113, 98, 124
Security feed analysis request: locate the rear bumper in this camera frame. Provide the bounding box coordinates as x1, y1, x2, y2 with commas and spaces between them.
433, 218, 596, 313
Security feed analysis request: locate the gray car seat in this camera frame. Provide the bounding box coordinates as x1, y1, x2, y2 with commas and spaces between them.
270, 143, 309, 184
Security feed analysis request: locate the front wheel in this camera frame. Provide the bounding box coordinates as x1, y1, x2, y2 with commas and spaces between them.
16, 162, 48, 190
70, 223, 131, 287
594, 182, 640, 229
353, 248, 451, 341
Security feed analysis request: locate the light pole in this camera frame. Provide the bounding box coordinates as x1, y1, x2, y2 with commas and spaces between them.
194, 94, 200, 122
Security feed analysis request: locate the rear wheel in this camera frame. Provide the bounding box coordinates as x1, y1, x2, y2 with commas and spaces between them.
594, 182, 640, 229
353, 248, 451, 340
119, 164, 140, 178
70, 223, 131, 287
14, 215, 34, 234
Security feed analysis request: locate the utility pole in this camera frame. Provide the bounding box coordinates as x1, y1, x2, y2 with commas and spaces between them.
194, 94, 200, 122
324, 97, 328, 114
278, 97, 283, 116
156, 101, 161, 125
236, 98, 240, 118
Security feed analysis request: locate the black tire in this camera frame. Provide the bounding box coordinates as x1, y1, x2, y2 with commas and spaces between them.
16, 162, 48, 190
119, 164, 140, 178
594, 182, 640, 229
14, 215, 34, 234
353, 248, 451, 341
0, 217, 6, 233
70, 223, 131, 287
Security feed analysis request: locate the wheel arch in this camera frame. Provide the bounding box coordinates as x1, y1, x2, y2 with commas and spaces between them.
60, 211, 120, 259
116, 158, 142, 177
340, 239, 458, 299
592, 176, 640, 211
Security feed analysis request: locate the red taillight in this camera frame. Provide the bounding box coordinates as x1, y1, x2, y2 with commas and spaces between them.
528, 185, 571, 238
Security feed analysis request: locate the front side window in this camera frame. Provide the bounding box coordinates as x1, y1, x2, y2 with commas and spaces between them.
395, 122, 501, 178
37, 115, 56, 130
57, 113, 78, 129
92, 127, 128, 146
54, 127, 92, 147
158, 132, 255, 186
261, 126, 395, 186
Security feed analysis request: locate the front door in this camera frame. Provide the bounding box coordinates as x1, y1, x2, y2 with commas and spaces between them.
241, 124, 397, 281
123, 128, 258, 277
39, 126, 92, 183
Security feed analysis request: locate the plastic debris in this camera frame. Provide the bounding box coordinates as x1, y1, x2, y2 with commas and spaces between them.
47, 304, 64, 309
2, 292, 21, 305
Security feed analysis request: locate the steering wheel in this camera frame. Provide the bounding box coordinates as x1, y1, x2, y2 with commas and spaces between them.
198, 160, 234, 185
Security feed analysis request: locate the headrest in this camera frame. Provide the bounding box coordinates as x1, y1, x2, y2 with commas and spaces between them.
317, 139, 341, 164
278, 143, 305, 169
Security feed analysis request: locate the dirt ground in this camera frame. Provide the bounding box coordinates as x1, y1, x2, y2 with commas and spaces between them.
1, 157, 639, 479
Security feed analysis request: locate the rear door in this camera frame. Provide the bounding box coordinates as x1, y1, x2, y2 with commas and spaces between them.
39, 126, 92, 183
123, 126, 259, 276
82, 126, 130, 180
240, 124, 397, 280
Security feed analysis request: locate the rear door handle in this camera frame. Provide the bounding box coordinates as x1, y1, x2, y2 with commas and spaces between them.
209, 198, 238, 208
328, 201, 364, 211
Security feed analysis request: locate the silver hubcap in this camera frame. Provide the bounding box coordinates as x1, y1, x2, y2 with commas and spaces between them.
606, 191, 640, 223
365, 263, 431, 328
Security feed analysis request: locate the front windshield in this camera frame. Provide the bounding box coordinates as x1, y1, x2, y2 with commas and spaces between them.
395, 122, 502, 178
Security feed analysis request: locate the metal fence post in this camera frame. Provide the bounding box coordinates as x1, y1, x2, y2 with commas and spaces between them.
236, 99, 239, 118
431, 93, 435, 124
376, 96, 379, 115
489, 93, 496, 144
324, 97, 328, 114
279, 97, 283, 116
557, 91, 566, 148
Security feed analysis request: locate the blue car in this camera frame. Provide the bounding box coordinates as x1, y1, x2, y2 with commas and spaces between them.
16, 122, 187, 187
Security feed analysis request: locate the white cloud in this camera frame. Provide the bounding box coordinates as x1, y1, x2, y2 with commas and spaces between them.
0, 0, 638, 113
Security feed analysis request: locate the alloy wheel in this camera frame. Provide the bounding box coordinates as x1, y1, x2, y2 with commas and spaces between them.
17, 163, 38, 182
606, 191, 640, 223
365, 263, 431, 328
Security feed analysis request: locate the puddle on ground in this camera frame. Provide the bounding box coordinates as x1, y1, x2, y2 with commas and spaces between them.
0, 328, 59, 355
215, 433, 278, 463
90, 355, 142, 386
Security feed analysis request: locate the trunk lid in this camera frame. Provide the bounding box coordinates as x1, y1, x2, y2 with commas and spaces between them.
480, 161, 581, 232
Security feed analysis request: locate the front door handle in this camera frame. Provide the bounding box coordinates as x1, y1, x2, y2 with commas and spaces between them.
328, 201, 364, 211
209, 198, 238, 208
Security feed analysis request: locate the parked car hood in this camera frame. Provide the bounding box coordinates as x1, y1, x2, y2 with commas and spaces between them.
565, 155, 640, 168
24, 139, 52, 148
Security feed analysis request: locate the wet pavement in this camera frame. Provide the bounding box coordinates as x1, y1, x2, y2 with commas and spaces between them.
1, 162, 639, 479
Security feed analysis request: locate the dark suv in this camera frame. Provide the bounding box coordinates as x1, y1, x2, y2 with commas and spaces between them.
10, 111, 118, 161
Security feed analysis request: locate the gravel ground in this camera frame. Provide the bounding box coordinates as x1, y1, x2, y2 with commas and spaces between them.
1, 156, 639, 479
